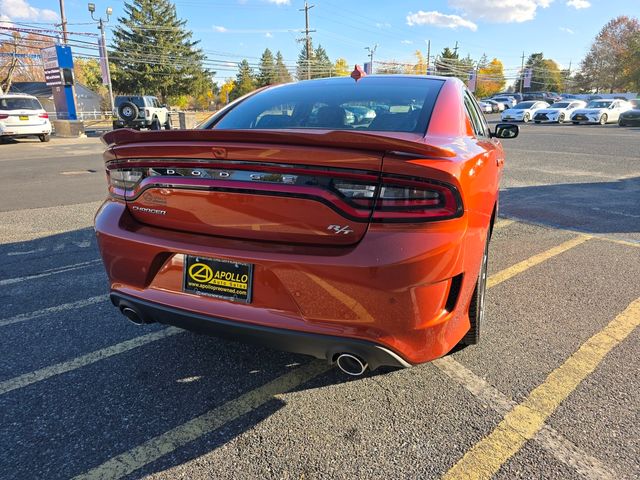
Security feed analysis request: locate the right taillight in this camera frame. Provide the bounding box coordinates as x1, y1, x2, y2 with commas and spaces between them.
372, 176, 462, 222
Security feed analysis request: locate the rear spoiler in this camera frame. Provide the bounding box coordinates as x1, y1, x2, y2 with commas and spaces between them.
101, 128, 456, 158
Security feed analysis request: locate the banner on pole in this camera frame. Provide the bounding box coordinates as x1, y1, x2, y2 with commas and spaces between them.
467, 71, 477, 92
523, 68, 533, 88
98, 37, 111, 86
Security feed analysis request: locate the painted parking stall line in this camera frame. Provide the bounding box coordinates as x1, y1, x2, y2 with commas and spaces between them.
73, 361, 331, 480
434, 357, 616, 480
442, 297, 640, 480
0, 328, 182, 395
0, 295, 108, 328
0, 259, 102, 286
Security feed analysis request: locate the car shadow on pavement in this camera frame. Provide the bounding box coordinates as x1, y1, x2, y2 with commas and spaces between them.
0, 227, 394, 480
500, 175, 640, 236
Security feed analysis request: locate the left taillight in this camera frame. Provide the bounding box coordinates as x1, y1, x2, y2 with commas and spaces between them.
0, 114, 8, 119
107, 168, 145, 198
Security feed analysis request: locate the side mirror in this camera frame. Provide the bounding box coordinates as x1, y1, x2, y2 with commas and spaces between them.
493, 123, 519, 139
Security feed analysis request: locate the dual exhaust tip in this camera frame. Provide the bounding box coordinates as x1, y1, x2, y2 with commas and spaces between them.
120, 306, 153, 326
118, 305, 369, 376
335, 353, 368, 376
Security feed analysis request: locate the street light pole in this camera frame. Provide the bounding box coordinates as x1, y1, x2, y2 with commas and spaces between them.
88, 3, 115, 114
365, 44, 377, 74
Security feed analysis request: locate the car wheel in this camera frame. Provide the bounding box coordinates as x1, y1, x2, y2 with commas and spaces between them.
150, 117, 161, 130
164, 116, 172, 130
523, 113, 530, 123
559, 113, 565, 123
461, 231, 489, 345
599, 114, 608, 125
39, 134, 50, 142
534, 120, 540, 124
618, 120, 626, 127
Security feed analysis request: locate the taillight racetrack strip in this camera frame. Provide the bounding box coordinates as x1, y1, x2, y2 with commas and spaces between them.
107, 160, 463, 223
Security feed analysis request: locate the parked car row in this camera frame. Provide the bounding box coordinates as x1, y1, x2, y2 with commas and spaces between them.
495, 98, 639, 126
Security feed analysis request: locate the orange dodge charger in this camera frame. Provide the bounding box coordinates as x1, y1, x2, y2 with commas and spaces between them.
95, 75, 518, 375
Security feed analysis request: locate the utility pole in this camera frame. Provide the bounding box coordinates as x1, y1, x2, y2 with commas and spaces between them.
365, 44, 377, 74
59, 0, 69, 44
453, 41, 459, 57
299, 1, 315, 80
89, 3, 115, 114
519, 51, 525, 94
426, 40, 431, 74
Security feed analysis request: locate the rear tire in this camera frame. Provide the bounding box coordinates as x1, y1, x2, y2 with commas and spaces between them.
461, 231, 489, 345
164, 115, 172, 130
618, 120, 626, 127
39, 134, 50, 142
150, 117, 161, 130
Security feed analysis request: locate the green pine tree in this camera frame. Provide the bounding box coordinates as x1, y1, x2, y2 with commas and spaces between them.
274, 51, 292, 84
296, 41, 314, 81
313, 44, 332, 78
257, 48, 276, 87
436, 47, 459, 77
110, 0, 212, 102
230, 59, 256, 101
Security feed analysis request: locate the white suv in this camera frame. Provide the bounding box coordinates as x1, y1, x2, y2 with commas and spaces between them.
0, 94, 52, 142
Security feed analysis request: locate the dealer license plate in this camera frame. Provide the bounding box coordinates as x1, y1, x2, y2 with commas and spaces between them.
183, 255, 253, 303
19, 115, 29, 121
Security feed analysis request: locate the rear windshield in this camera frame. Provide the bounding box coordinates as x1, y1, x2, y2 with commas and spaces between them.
115, 97, 146, 108
210, 77, 445, 133
0, 97, 42, 110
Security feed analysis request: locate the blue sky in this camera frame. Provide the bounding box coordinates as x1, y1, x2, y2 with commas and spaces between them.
2, 0, 638, 83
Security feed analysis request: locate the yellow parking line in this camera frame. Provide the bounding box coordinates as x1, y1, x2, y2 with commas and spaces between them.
442, 297, 640, 480
73, 361, 330, 480
0, 328, 182, 395
488, 235, 590, 288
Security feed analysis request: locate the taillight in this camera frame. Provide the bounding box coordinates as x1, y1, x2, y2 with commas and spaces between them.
335, 176, 462, 222
107, 163, 462, 222
144, 109, 150, 118
373, 178, 461, 221
39, 113, 49, 119
0, 114, 8, 119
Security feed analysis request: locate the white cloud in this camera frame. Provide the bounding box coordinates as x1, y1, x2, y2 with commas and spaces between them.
265, 32, 273, 38
448, 0, 553, 24
559, 26, 574, 34
566, 0, 590, 9
0, 0, 58, 21
213, 25, 227, 32
266, 0, 291, 5
406, 10, 478, 31
401, 40, 414, 44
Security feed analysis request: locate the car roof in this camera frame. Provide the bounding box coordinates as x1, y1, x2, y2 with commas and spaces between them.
0, 93, 38, 99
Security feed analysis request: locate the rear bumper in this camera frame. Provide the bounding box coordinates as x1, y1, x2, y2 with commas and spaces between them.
0, 123, 51, 136
111, 292, 411, 370
96, 200, 485, 365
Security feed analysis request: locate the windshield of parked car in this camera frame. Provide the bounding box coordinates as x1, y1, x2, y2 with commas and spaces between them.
587, 100, 613, 108
513, 102, 536, 109
0, 97, 42, 110
550, 102, 570, 109
210, 77, 445, 133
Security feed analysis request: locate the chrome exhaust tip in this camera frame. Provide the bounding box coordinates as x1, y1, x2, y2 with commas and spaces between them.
336, 353, 368, 376
120, 306, 148, 325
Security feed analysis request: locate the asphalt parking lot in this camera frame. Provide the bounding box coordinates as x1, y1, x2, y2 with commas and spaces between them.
0, 122, 638, 479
